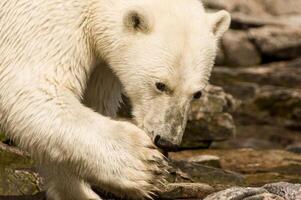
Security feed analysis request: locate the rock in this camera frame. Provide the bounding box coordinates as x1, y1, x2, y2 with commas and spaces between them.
0, 143, 42, 196
193, 85, 238, 113
286, 143, 301, 154
158, 183, 214, 199
169, 160, 245, 188
204, 0, 301, 29
222, 30, 261, 67
263, 182, 301, 200
258, 0, 301, 16
202, 0, 269, 16
170, 149, 301, 187
186, 155, 221, 168
203, 0, 301, 17
212, 59, 301, 90
204, 187, 272, 200
230, 13, 295, 29
0, 192, 45, 200
249, 26, 301, 59
182, 113, 235, 149
182, 86, 237, 149
204, 182, 301, 200
254, 87, 301, 122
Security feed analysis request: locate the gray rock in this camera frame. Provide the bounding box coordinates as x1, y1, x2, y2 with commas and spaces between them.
222, 30, 261, 67
212, 59, 301, 90
158, 183, 214, 199
203, 0, 301, 17
254, 86, 301, 123
186, 155, 221, 168
204, 187, 269, 200
168, 160, 245, 187
286, 143, 301, 154
263, 182, 301, 200
182, 113, 235, 149
249, 26, 301, 59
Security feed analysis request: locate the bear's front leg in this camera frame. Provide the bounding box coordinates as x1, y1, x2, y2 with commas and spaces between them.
3, 87, 166, 200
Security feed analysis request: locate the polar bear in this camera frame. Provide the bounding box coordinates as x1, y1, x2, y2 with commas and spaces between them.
0, 0, 230, 199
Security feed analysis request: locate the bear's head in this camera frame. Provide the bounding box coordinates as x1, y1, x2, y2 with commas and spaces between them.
92, 0, 230, 151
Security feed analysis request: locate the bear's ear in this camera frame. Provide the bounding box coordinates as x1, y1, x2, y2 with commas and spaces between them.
123, 9, 153, 34
208, 10, 231, 39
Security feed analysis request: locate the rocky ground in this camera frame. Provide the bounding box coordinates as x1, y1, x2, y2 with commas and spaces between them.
1, 0, 301, 199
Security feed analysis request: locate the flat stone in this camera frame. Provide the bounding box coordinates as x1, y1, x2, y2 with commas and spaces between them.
186, 155, 221, 168
204, 187, 285, 200
169, 160, 245, 188
204, 187, 270, 200
158, 183, 214, 199
212, 59, 301, 90
286, 143, 301, 154
170, 149, 301, 187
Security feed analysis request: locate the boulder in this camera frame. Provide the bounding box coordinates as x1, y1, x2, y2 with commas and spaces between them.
222, 30, 261, 67
254, 87, 301, 121
249, 26, 301, 59
212, 59, 301, 91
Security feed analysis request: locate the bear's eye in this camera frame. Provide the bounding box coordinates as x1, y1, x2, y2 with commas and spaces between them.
155, 82, 167, 92
193, 91, 203, 100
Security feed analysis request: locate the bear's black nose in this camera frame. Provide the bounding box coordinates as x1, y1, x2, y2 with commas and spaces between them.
154, 135, 179, 152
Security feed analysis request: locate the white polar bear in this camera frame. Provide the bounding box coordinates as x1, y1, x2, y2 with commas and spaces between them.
0, 0, 230, 199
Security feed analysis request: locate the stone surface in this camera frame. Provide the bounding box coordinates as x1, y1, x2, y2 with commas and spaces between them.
0, 193, 45, 200
286, 143, 301, 154
263, 182, 301, 200
158, 183, 214, 199
203, 0, 301, 17
222, 30, 261, 67
212, 59, 301, 91
182, 113, 235, 149
0, 143, 42, 196
204, 187, 273, 200
254, 87, 301, 120
168, 160, 245, 188
186, 155, 221, 168
249, 26, 301, 59
170, 149, 301, 187
230, 13, 301, 29
2, 143, 301, 199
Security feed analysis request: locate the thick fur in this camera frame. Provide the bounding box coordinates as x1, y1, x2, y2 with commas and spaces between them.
0, 0, 230, 199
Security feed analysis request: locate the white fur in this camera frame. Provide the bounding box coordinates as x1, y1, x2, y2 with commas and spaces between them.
0, 0, 230, 199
